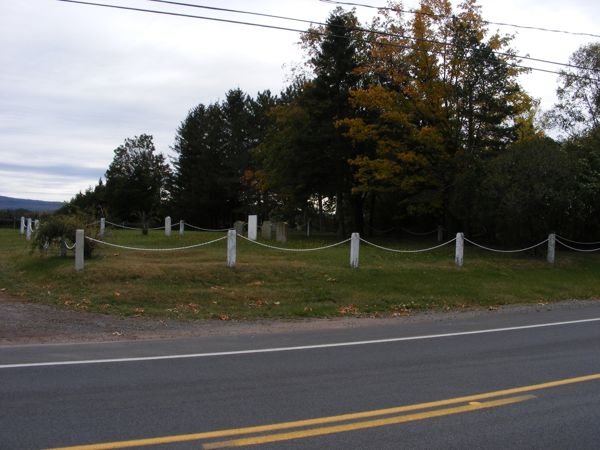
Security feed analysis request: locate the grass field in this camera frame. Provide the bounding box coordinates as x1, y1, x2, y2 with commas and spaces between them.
0, 227, 598, 320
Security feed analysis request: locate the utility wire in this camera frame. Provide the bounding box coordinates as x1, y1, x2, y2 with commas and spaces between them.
56, 0, 595, 80
320, 0, 600, 39
140, 0, 596, 73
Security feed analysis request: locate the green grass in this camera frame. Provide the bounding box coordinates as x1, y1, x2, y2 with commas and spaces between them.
0, 228, 598, 320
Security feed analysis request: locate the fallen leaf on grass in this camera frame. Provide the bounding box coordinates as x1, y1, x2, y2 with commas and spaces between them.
246, 281, 264, 287
112, 331, 124, 336
0, 288, 6, 292
338, 304, 359, 315
219, 314, 230, 321
114, 291, 121, 297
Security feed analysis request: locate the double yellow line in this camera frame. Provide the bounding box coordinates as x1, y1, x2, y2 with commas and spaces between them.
48, 373, 600, 450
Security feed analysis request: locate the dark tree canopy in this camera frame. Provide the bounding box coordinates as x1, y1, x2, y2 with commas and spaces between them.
104, 134, 170, 223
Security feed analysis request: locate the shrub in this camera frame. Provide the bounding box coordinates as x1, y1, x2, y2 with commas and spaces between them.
32, 215, 96, 257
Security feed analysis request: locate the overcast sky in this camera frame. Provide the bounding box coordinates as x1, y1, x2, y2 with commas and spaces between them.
1, 0, 599, 202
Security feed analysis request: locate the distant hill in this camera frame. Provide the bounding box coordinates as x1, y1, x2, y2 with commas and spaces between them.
0, 195, 63, 212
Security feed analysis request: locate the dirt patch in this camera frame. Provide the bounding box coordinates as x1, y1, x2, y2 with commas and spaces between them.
0, 291, 598, 345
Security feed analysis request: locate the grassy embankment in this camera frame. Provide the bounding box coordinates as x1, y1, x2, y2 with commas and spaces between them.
0, 228, 598, 320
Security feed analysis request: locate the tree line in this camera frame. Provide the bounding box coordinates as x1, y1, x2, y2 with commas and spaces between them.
64, 1, 600, 245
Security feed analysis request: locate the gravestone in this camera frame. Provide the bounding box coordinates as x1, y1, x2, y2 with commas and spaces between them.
233, 221, 244, 235
275, 222, 288, 243
261, 221, 272, 240
165, 216, 171, 237
248, 215, 257, 241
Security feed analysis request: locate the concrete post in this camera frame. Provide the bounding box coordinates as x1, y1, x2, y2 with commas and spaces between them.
60, 239, 67, 257
75, 229, 84, 271
227, 229, 236, 268
26, 218, 32, 241
179, 220, 184, 236
100, 218, 105, 237
547, 233, 556, 264
248, 215, 257, 241
34, 219, 40, 230
455, 232, 464, 268
437, 225, 444, 243
165, 216, 171, 237
350, 232, 360, 268
20, 216, 25, 234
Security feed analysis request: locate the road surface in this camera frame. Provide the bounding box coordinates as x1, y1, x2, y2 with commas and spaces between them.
1, 302, 599, 449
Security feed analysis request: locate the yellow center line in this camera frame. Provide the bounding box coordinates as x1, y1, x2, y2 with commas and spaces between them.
202, 395, 535, 449
46, 373, 600, 450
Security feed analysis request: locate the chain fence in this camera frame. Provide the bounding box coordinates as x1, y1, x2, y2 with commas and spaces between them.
85, 235, 227, 252
237, 234, 351, 252
359, 237, 457, 253
464, 237, 549, 253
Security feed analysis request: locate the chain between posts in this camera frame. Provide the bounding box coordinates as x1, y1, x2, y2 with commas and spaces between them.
359, 237, 457, 253
237, 234, 351, 252
555, 238, 600, 252
463, 237, 549, 253
85, 235, 227, 251
555, 235, 600, 246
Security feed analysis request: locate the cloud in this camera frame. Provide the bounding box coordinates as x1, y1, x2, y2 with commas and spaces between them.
0, 0, 598, 202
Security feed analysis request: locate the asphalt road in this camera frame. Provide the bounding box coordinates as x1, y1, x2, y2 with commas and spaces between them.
1, 302, 600, 449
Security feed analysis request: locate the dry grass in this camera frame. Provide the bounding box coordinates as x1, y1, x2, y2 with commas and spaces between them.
0, 228, 598, 319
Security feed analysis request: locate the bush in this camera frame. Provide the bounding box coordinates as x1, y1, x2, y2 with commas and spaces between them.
32, 215, 96, 257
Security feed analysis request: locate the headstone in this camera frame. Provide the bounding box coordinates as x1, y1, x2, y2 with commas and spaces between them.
233, 221, 244, 235
275, 222, 288, 243
165, 216, 171, 237
248, 215, 257, 241
261, 221, 272, 240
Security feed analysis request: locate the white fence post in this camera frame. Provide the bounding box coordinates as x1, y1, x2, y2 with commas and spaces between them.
455, 232, 464, 268
227, 229, 236, 268
26, 218, 32, 240
100, 218, 105, 237
20, 216, 25, 234
248, 215, 257, 241
179, 220, 184, 236
547, 233, 556, 264
350, 232, 360, 268
75, 229, 84, 271
165, 216, 171, 237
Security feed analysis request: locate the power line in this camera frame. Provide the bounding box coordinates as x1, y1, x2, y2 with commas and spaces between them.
320, 0, 600, 39
139, 0, 596, 73
56, 0, 594, 81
